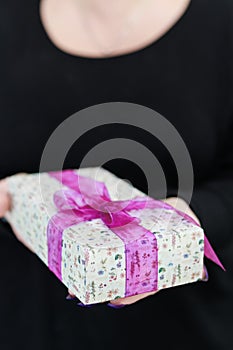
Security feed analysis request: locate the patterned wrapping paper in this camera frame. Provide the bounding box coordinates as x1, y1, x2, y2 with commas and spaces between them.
4, 167, 221, 305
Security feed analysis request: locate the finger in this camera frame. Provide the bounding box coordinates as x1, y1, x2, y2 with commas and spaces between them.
68, 290, 76, 297
109, 290, 158, 306
0, 174, 34, 253
0, 178, 8, 192
0, 173, 29, 217
201, 265, 209, 281
0, 190, 11, 217
65, 289, 78, 300
0, 178, 11, 217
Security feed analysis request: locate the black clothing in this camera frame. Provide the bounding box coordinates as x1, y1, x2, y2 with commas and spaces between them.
0, 0, 233, 349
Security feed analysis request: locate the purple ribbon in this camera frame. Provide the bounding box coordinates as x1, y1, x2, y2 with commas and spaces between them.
47, 170, 225, 297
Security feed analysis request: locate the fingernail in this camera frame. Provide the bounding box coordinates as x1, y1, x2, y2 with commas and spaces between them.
107, 303, 126, 309
202, 265, 209, 282
66, 294, 77, 300
77, 302, 94, 308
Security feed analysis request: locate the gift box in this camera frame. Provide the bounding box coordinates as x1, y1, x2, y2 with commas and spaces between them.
4, 167, 223, 304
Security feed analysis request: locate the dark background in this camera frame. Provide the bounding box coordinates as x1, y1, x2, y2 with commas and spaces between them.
0, 0, 233, 349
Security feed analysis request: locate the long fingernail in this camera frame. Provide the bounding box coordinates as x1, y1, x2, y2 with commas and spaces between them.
66, 294, 77, 300
77, 302, 94, 308
107, 303, 126, 309
202, 265, 209, 282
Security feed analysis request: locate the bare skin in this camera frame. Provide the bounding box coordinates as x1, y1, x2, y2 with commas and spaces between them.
40, 0, 191, 58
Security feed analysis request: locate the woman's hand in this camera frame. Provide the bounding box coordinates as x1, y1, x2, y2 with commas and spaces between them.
162, 196, 201, 226
0, 175, 35, 252
106, 197, 202, 307
68, 197, 206, 307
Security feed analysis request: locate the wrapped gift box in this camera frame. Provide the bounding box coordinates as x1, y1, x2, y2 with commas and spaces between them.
4, 167, 222, 305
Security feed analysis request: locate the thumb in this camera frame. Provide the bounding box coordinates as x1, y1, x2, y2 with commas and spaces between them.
0, 179, 11, 217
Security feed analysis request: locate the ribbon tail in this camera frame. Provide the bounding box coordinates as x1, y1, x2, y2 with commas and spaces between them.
204, 235, 226, 271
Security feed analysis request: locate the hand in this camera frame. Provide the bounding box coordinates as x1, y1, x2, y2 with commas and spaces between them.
107, 197, 202, 306
67, 197, 205, 307
161, 196, 201, 226
0, 174, 35, 252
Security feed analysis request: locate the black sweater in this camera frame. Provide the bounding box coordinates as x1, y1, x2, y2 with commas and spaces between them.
0, 0, 233, 349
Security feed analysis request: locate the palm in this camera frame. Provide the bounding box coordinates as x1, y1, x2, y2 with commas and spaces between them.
0, 176, 34, 252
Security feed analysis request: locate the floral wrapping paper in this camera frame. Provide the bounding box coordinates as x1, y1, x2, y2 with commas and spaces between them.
5, 167, 205, 304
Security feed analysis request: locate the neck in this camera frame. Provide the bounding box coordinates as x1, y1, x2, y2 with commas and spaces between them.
71, 0, 144, 20
40, 0, 190, 58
